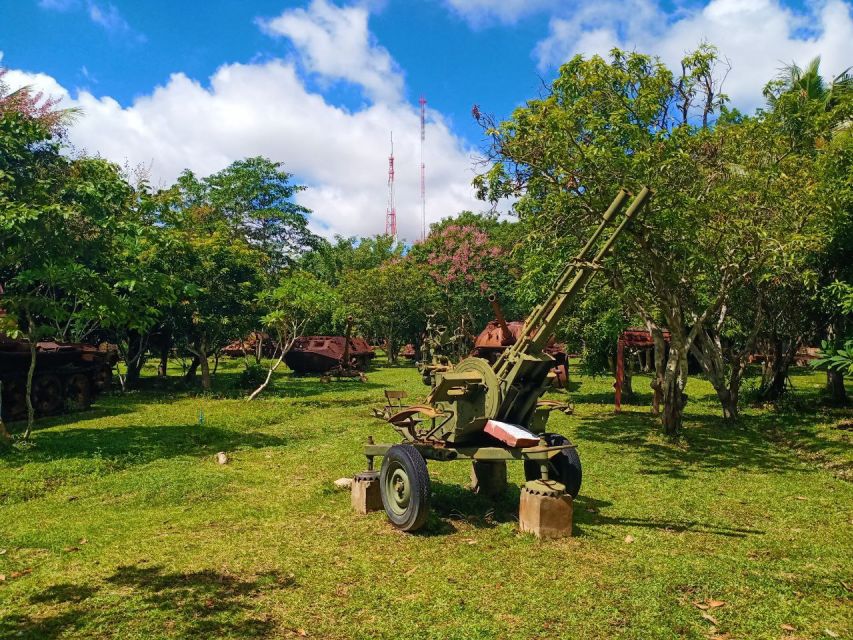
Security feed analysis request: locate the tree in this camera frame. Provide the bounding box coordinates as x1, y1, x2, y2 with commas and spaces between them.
197, 157, 317, 274
409, 212, 521, 332
247, 271, 338, 400
340, 260, 439, 363
299, 234, 405, 286
474, 45, 839, 435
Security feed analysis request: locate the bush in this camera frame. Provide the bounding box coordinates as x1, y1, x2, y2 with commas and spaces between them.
236, 364, 268, 390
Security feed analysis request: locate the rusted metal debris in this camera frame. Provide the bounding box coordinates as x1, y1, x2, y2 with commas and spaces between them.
472, 296, 570, 388
0, 336, 117, 421
285, 317, 375, 378
222, 331, 275, 359
615, 327, 671, 413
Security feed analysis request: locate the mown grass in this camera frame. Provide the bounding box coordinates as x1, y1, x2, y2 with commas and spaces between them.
0, 357, 850, 639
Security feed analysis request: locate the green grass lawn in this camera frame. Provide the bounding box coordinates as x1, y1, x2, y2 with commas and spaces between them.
1, 358, 851, 639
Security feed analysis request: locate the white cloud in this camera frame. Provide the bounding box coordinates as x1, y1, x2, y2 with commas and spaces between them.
442, 0, 556, 26
38, 0, 145, 41
534, 0, 853, 110
260, 0, 404, 103
1, 2, 480, 243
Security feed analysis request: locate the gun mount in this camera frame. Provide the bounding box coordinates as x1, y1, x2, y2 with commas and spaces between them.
360, 187, 650, 532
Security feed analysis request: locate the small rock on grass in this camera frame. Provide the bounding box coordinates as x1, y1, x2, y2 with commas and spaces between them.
334, 478, 352, 490
216, 452, 229, 465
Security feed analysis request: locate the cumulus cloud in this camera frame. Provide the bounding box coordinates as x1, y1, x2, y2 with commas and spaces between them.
260, 0, 404, 103
2, 3, 480, 242
534, 0, 853, 110
441, 0, 556, 26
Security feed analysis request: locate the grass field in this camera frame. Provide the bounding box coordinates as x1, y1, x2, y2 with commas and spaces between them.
0, 357, 851, 639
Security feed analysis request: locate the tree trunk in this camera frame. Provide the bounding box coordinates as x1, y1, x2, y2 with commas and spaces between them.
212, 351, 220, 375
247, 351, 286, 401
826, 369, 847, 405
759, 338, 799, 402
157, 331, 171, 378
649, 326, 667, 415
184, 356, 201, 381
199, 338, 211, 391
24, 338, 36, 441
660, 343, 688, 438
386, 335, 398, 364
623, 356, 635, 398
0, 380, 12, 448
690, 328, 747, 422
123, 329, 147, 389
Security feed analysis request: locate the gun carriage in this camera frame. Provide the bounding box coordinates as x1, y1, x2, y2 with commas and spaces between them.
360, 187, 651, 532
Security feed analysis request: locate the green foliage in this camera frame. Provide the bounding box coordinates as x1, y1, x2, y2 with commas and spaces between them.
260, 271, 338, 345
339, 260, 439, 360
812, 339, 853, 376
299, 234, 405, 286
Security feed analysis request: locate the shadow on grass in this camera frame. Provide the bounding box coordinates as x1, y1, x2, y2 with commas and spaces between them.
1, 424, 288, 470
571, 496, 764, 538
4, 565, 290, 639
574, 409, 826, 477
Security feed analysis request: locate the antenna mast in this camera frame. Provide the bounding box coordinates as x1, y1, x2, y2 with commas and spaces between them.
419, 96, 426, 241
385, 132, 397, 239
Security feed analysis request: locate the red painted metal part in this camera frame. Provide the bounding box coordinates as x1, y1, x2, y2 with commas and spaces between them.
472, 320, 569, 388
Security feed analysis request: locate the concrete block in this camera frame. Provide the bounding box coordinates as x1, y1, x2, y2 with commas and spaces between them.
469, 461, 508, 498
519, 485, 573, 539
351, 470, 382, 514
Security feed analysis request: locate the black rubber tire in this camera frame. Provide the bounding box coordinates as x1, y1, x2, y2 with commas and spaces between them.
380, 444, 431, 532
524, 432, 582, 498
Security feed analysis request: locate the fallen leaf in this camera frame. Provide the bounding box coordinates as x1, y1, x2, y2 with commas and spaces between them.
297, 630, 308, 637
824, 630, 838, 638
624, 535, 635, 543
0, 575, 5, 582
781, 624, 796, 632
405, 567, 416, 576
700, 612, 719, 625
0, 549, 6, 555
694, 602, 710, 610
795, 496, 807, 500
9, 569, 31, 579
63, 546, 80, 553
79, 539, 88, 545
707, 599, 726, 608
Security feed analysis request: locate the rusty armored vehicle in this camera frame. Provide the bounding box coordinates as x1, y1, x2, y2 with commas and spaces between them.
0, 336, 117, 421
473, 296, 570, 388
357, 187, 650, 532
285, 318, 375, 376
222, 331, 275, 359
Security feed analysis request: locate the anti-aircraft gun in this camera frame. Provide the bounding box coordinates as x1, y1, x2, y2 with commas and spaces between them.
359, 187, 650, 532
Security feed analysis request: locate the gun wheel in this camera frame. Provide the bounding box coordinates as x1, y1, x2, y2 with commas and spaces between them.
380, 444, 431, 532
524, 432, 582, 498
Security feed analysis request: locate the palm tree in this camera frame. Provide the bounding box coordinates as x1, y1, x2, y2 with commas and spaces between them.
764, 56, 852, 110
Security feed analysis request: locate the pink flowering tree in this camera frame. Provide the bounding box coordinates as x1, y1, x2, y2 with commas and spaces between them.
410, 212, 520, 331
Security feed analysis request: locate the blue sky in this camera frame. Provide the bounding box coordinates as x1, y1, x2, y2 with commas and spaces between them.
2, 0, 851, 240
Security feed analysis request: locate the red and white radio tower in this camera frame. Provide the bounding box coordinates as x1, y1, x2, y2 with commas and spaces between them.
419, 96, 426, 241
385, 132, 397, 239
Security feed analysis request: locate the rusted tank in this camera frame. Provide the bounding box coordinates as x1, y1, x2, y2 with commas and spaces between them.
0, 336, 117, 421
222, 331, 275, 359
471, 296, 570, 387
285, 336, 375, 374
